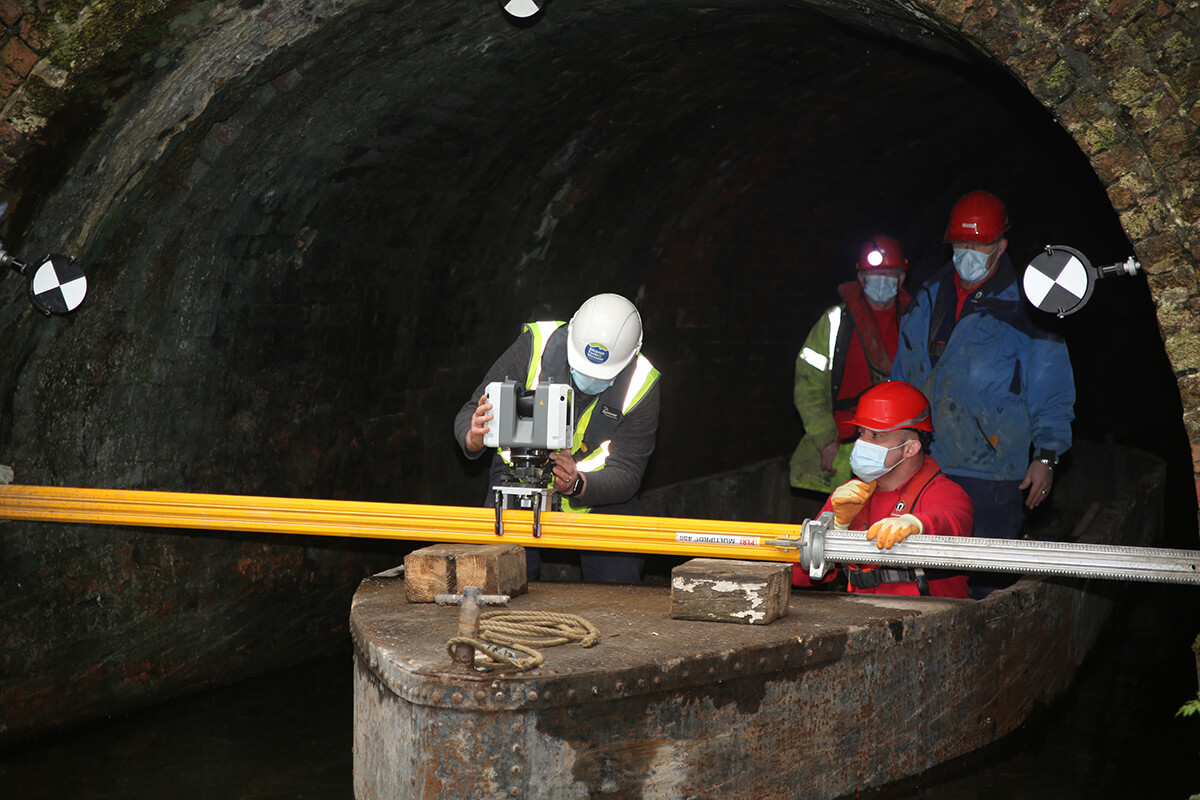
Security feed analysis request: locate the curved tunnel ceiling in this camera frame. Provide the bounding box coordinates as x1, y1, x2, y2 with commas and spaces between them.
5, 1, 1187, 522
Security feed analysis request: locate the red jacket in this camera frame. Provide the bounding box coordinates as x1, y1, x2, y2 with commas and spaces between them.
793, 458, 973, 598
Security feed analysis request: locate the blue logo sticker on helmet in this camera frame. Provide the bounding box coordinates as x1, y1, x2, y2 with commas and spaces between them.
584, 343, 610, 364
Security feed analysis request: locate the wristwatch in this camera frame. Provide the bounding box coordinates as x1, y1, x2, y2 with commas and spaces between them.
1035, 449, 1058, 470
569, 474, 585, 496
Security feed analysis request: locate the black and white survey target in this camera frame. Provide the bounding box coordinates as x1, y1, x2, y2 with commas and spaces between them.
1023, 245, 1142, 318
1023, 245, 1093, 317
29, 255, 87, 315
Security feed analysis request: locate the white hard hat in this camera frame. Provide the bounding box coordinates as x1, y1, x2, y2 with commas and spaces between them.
566, 293, 643, 381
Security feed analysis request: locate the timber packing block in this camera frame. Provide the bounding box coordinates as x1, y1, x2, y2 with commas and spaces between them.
404, 543, 528, 603
670, 558, 791, 625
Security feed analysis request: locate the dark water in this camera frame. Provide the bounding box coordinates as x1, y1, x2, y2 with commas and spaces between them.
2, 583, 1197, 800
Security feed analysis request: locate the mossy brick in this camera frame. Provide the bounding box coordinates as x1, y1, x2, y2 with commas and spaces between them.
1148, 271, 1178, 299
1105, 0, 1156, 25
1128, 5, 1177, 52
1055, 101, 1089, 136
1121, 206, 1160, 242
1145, 117, 1194, 164
0, 63, 19, 97
1040, 0, 1086, 30
1154, 286, 1192, 331
1096, 29, 1149, 74
1133, 95, 1177, 139
1109, 66, 1157, 109
976, 12, 1019, 55
930, 0, 968, 27
1165, 329, 1200, 377
1074, 92, 1119, 128
1158, 30, 1196, 71
0, 0, 22, 27
1015, 41, 1060, 77
1167, 63, 1200, 105
1138, 231, 1188, 272
1036, 60, 1075, 104
1108, 171, 1153, 210
1, 34, 37, 77
1175, 195, 1200, 236
17, 17, 49, 51
1066, 12, 1107, 50
1177, 373, 1200, 411
1092, 138, 1150, 185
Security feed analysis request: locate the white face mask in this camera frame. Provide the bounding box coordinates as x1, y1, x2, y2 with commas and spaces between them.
953, 247, 991, 283
861, 273, 900, 304
848, 438, 908, 482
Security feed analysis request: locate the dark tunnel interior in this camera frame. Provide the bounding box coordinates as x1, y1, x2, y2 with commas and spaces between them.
1, 0, 1199, 764
6, 1, 1195, 540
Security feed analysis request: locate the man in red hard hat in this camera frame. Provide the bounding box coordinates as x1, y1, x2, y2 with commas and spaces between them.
891, 190, 1075, 598
793, 380, 973, 598
791, 235, 913, 495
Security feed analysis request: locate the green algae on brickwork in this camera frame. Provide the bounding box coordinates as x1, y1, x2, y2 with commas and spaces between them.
39, 0, 176, 78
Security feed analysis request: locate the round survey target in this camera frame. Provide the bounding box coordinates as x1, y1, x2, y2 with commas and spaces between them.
29, 255, 87, 315
1023, 245, 1093, 317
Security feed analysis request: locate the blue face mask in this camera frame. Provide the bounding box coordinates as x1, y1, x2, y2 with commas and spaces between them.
571, 368, 615, 396
952, 247, 991, 283
848, 439, 908, 482
861, 273, 899, 304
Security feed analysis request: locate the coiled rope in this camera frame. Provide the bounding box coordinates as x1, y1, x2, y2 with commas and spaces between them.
446, 610, 600, 671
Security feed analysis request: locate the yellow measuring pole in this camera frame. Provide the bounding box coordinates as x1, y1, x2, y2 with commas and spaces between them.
0, 484, 804, 564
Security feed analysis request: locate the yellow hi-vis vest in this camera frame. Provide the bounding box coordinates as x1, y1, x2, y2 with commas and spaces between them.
514, 320, 659, 512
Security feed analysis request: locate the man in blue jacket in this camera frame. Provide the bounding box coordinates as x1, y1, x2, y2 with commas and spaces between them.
891, 190, 1075, 597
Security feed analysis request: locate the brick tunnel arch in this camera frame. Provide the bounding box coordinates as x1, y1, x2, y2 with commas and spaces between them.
0, 0, 1196, 740
0, 0, 1194, 499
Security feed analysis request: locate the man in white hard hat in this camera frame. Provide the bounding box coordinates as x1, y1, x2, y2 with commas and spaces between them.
454, 293, 662, 582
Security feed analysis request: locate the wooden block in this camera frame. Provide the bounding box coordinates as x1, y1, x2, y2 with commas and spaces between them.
456, 545, 528, 599
670, 558, 791, 625
404, 545, 457, 603
404, 543, 527, 603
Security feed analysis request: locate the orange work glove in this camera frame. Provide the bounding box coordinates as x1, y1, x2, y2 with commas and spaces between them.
866, 514, 924, 550
829, 479, 876, 529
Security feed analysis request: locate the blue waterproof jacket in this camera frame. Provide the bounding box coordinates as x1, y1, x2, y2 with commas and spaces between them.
891, 255, 1074, 481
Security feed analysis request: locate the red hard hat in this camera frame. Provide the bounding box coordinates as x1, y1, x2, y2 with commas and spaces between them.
857, 235, 908, 271
943, 190, 1010, 244
848, 381, 934, 433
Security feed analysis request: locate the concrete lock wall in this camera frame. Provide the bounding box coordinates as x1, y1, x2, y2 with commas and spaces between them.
0, 0, 1197, 740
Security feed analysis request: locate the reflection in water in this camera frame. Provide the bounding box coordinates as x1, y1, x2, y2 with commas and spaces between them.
861, 582, 1200, 800
0, 654, 354, 799
1, 584, 1196, 799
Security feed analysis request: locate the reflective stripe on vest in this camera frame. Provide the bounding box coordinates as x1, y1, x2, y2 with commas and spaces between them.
562, 355, 658, 512
568, 353, 659, 473
511, 321, 659, 514
799, 306, 842, 372
524, 320, 566, 387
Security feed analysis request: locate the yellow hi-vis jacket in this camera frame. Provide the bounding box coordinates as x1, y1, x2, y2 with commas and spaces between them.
516, 320, 659, 512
